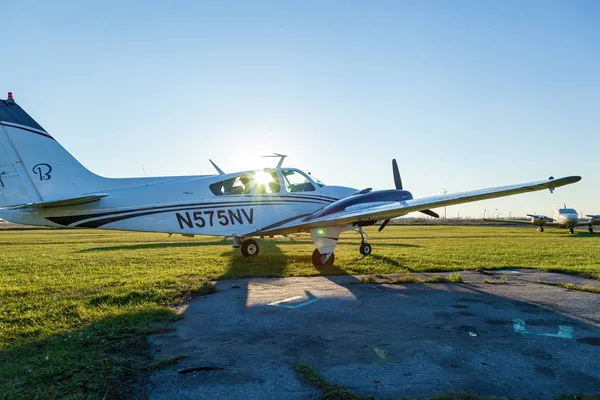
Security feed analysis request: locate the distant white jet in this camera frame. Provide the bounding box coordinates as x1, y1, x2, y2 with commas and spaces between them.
485, 206, 599, 234
0, 93, 582, 266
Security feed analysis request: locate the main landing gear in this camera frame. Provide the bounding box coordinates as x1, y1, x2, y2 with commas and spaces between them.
589, 226, 594, 234
235, 236, 260, 257
569, 226, 575, 234
537, 226, 544, 232
312, 249, 334, 267
311, 227, 373, 267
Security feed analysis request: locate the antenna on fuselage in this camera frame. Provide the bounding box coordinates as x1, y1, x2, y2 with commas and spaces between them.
209, 159, 225, 175
263, 153, 287, 168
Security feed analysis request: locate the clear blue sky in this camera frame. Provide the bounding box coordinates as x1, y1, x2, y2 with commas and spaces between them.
3, 1, 599, 218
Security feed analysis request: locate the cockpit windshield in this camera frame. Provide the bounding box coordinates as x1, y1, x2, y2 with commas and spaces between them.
559, 208, 577, 214
281, 169, 316, 192
307, 172, 325, 187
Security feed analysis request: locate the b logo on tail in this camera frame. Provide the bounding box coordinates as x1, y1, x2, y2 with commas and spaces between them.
32, 163, 52, 181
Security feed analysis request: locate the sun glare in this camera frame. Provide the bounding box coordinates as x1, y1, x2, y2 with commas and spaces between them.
254, 171, 273, 186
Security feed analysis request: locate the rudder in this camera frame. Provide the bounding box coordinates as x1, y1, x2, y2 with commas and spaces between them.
0, 93, 105, 206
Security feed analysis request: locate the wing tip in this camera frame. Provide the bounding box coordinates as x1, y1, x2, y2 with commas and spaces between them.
552, 175, 581, 185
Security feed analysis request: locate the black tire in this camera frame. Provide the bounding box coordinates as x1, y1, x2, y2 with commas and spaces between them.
589, 227, 594, 234
569, 227, 574, 234
312, 248, 334, 267
359, 242, 372, 256
540, 227, 544, 232
241, 239, 260, 257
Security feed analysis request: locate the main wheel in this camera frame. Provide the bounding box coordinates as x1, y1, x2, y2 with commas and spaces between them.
312, 249, 335, 267
589, 226, 594, 233
540, 227, 544, 232
241, 239, 260, 256
359, 242, 372, 256
569, 227, 575, 234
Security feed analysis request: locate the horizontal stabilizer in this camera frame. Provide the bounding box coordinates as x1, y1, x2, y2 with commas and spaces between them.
15, 193, 108, 209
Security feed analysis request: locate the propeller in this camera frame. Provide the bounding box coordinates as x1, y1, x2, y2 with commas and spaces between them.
420, 209, 440, 218
378, 219, 391, 232
379, 159, 439, 232
392, 159, 402, 190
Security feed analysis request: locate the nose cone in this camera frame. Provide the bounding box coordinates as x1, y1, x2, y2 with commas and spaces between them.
320, 185, 357, 200
560, 213, 578, 226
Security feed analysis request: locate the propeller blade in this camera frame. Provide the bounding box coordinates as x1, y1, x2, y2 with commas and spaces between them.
420, 209, 440, 218
392, 159, 402, 190
379, 219, 391, 232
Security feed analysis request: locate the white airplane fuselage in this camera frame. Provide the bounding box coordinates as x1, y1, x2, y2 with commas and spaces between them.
553, 208, 579, 228
0, 169, 358, 237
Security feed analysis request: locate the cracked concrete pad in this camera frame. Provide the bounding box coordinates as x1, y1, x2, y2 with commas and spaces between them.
149, 271, 600, 399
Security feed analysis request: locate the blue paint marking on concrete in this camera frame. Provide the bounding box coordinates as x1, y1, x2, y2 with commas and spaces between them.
513, 318, 574, 339
268, 295, 320, 309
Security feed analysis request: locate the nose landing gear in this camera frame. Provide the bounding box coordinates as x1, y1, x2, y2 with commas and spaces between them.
569, 226, 575, 234
357, 227, 372, 256
589, 226, 594, 233
359, 242, 372, 255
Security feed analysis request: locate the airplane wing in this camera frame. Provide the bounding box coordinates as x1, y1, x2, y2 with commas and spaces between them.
578, 215, 600, 226
484, 218, 562, 227
483, 218, 532, 225
254, 176, 580, 235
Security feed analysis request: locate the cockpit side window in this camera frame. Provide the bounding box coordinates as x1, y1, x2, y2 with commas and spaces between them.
209, 171, 281, 196
210, 175, 252, 196
281, 169, 315, 192
253, 171, 281, 194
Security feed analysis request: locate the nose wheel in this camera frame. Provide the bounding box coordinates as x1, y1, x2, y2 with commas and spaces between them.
357, 227, 372, 256
537, 226, 544, 232
359, 242, 372, 255
569, 227, 575, 234
312, 249, 334, 267
589, 226, 594, 233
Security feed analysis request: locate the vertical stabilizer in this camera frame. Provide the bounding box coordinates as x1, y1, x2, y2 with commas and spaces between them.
0, 93, 105, 206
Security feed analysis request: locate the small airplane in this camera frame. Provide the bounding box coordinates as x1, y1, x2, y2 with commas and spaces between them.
484, 206, 599, 234
0, 93, 582, 266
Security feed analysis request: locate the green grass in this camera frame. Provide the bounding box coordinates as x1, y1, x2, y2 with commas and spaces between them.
1, 226, 599, 398
538, 281, 600, 294
484, 277, 508, 284
295, 362, 375, 400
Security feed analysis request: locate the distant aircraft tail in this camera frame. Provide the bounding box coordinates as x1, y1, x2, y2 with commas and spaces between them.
0, 92, 106, 207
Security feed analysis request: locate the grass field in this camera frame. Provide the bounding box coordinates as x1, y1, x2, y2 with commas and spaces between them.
1, 226, 599, 399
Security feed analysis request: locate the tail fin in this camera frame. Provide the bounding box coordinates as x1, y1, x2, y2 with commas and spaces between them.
0, 93, 105, 206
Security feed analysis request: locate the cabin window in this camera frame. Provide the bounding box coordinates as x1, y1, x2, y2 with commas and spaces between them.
209, 175, 252, 196
209, 171, 281, 195
281, 169, 315, 192
253, 171, 281, 194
